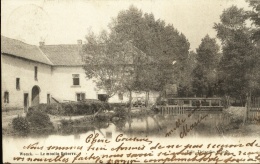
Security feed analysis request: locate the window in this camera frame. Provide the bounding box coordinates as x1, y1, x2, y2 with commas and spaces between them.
72, 74, 80, 86
47, 94, 50, 104
4, 91, 9, 103
16, 78, 20, 90
76, 93, 85, 101
34, 66, 38, 80
98, 94, 108, 102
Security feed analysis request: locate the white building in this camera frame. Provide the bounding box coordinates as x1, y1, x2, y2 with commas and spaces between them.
2, 36, 53, 111
39, 40, 98, 102
1, 36, 159, 111
2, 36, 104, 111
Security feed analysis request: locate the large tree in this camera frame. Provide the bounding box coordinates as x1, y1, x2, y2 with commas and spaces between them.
214, 5, 258, 103
110, 6, 190, 92
84, 5, 191, 104
83, 30, 149, 103
178, 50, 197, 97
192, 35, 220, 97
247, 0, 260, 96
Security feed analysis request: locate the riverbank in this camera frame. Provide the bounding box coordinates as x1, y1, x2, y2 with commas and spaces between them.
2, 107, 153, 136
220, 106, 260, 137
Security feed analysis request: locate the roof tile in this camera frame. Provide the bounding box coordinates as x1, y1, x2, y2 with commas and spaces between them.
1, 36, 53, 65
39, 44, 84, 66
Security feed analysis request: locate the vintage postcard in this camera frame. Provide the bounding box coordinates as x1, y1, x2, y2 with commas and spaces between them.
2, 0, 260, 163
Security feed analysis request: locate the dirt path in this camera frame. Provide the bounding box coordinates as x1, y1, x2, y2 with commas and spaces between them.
2, 110, 25, 129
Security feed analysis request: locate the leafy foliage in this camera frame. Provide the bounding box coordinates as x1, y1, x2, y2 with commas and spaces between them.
246, 0, 260, 42
214, 5, 259, 101
26, 110, 54, 134
111, 6, 190, 91
29, 101, 111, 116
12, 116, 30, 135
192, 35, 220, 97
83, 5, 190, 102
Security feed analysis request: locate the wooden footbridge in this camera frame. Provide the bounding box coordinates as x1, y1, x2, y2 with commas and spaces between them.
157, 97, 223, 115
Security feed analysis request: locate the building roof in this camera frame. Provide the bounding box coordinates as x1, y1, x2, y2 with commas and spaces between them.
1, 36, 53, 65
1, 36, 148, 67
39, 44, 84, 66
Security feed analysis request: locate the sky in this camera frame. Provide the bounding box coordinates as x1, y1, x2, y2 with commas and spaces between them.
1, 0, 250, 51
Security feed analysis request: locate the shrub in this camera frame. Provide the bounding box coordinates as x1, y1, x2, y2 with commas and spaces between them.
29, 101, 112, 116
29, 104, 62, 115
12, 116, 30, 135
113, 107, 128, 118
26, 110, 54, 134
110, 103, 127, 108
228, 117, 243, 129
95, 113, 111, 122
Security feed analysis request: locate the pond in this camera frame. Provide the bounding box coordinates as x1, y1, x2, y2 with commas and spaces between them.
4, 109, 257, 163
4, 110, 226, 139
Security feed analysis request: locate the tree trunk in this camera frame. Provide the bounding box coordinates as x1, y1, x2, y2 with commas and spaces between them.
128, 90, 132, 113
145, 91, 150, 107
245, 91, 251, 124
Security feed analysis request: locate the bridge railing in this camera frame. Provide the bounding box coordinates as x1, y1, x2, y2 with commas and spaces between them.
157, 97, 223, 115
158, 106, 185, 115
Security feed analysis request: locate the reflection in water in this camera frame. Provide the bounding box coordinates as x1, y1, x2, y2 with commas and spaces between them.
5, 110, 225, 140
119, 111, 223, 138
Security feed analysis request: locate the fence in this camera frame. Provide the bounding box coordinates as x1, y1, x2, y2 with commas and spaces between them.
158, 105, 224, 115
159, 106, 185, 115
157, 97, 223, 116
247, 97, 260, 122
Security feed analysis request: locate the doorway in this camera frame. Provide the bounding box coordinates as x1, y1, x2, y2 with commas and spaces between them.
24, 93, 29, 113
32, 85, 40, 106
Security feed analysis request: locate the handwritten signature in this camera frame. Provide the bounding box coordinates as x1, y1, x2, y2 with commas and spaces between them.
165, 107, 209, 138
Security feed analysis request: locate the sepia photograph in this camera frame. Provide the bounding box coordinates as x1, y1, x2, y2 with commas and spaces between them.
2, 0, 260, 163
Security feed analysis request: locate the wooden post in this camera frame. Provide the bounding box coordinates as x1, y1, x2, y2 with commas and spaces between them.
245, 93, 250, 123
128, 90, 132, 114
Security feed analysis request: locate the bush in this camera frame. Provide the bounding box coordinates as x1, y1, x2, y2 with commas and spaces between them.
228, 117, 243, 129
29, 100, 112, 116
95, 113, 112, 122
12, 116, 30, 135
113, 107, 128, 118
28, 104, 61, 115
26, 110, 54, 134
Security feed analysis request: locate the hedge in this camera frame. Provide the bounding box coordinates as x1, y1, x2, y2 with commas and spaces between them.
29, 100, 111, 116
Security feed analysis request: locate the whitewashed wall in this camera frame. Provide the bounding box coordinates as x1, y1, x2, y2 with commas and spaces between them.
50, 66, 97, 101
1, 55, 160, 108
1, 54, 52, 109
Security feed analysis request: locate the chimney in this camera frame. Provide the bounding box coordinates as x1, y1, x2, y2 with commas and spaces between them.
77, 40, 82, 45
39, 41, 45, 46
